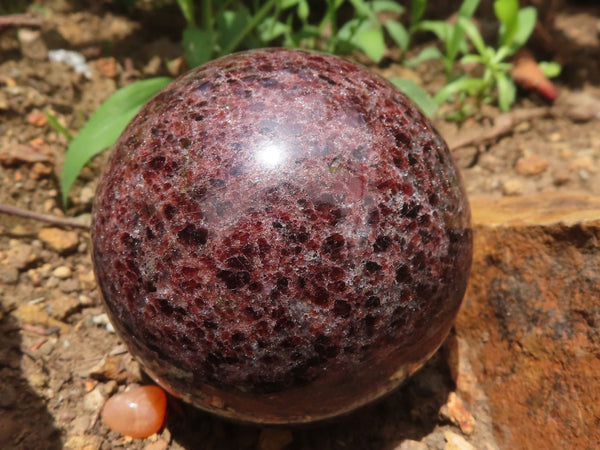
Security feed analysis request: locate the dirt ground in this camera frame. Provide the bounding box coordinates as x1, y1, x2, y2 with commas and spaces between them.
1, 1, 599, 449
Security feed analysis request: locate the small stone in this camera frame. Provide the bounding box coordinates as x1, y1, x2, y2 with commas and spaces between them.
5, 243, 38, 270
17, 28, 48, 60
143, 55, 162, 76
13, 302, 69, 333
83, 386, 106, 413
478, 154, 504, 174
514, 121, 531, 133
79, 270, 96, 290
43, 199, 56, 213
440, 392, 475, 435
552, 167, 572, 186
166, 56, 186, 77
502, 178, 523, 196
59, 277, 80, 293
27, 111, 48, 126
37, 338, 57, 356
52, 266, 72, 279
47, 294, 80, 320
92, 313, 115, 333
89, 355, 124, 381
144, 440, 169, 450
548, 132, 562, 142
0, 268, 19, 285
31, 162, 53, 180
69, 416, 91, 436
94, 57, 118, 78
38, 228, 79, 254
444, 430, 475, 450
46, 277, 59, 288
78, 294, 94, 306
64, 435, 102, 450
258, 428, 294, 450
394, 440, 428, 450
27, 372, 48, 389
102, 386, 167, 439
48, 49, 92, 78
79, 185, 96, 205
570, 155, 597, 174
101, 380, 119, 397
515, 154, 548, 175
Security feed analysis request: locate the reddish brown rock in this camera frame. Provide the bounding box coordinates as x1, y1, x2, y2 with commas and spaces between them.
92, 49, 472, 423
457, 192, 600, 449
514, 154, 548, 176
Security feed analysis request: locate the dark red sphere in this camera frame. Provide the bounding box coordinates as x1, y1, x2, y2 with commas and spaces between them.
92, 48, 472, 423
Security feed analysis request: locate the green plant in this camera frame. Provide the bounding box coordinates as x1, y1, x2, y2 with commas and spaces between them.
58, 0, 558, 205
409, 0, 480, 78
434, 0, 538, 111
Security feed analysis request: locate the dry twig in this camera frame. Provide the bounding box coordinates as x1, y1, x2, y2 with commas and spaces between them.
448, 107, 554, 152
0, 203, 90, 230
0, 13, 43, 29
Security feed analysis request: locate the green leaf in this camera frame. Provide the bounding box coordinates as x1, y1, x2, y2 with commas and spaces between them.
216, 7, 253, 52
494, 0, 519, 47
539, 61, 562, 78
348, 0, 374, 19
492, 45, 512, 64
458, 17, 486, 56
405, 45, 443, 66
389, 77, 437, 116
220, 0, 279, 56
258, 17, 289, 42
60, 77, 172, 206
182, 26, 214, 67
176, 0, 195, 27
416, 20, 450, 42
447, 0, 480, 61
384, 20, 409, 51
457, 0, 481, 20
496, 72, 516, 111
297, 0, 309, 21
279, 0, 301, 8
372, 1, 405, 13
511, 7, 537, 50
353, 27, 386, 62
460, 54, 485, 65
434, 76, 486, 104
333, 17, 361, 46
411, 0, 428, 25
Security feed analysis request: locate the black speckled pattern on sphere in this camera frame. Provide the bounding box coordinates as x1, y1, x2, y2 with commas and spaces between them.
92, 48, 472, 423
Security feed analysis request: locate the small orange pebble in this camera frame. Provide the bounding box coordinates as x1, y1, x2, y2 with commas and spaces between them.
27, 111, 47, 127
101, 385, 167, 439
511, 49, 557, 102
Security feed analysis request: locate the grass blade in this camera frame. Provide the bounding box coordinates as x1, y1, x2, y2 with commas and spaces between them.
45, 111, 73, 142
389, 77, 437, 117
60, 77, 172, 206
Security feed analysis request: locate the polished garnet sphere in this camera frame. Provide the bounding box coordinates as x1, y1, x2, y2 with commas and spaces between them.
92, 48, 472, 424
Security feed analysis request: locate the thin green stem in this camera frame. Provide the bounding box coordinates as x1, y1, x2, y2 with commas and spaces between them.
222, 0, 278, 56
202, 0, 212, 31
177, 0, 196, 27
